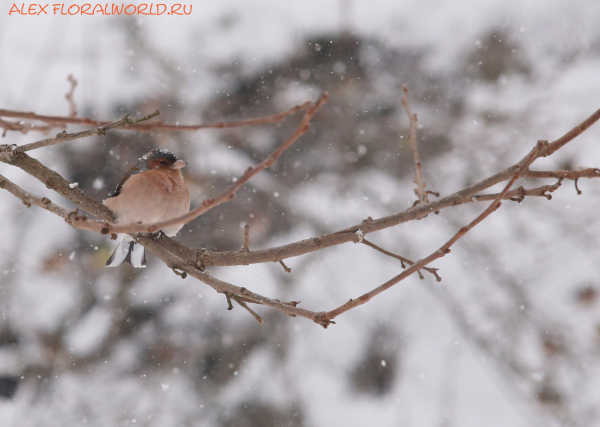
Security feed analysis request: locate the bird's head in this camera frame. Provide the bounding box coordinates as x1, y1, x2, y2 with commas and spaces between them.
137, 148, 188, 171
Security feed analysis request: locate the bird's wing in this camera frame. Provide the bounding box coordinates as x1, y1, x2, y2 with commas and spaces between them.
111, 166, 143, 197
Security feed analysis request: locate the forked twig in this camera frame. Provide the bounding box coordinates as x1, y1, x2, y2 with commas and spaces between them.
362, 238, 441, 281
318, 141, 544, 325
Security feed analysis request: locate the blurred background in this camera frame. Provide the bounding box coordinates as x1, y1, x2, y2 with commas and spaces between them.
1, 0, 600, 426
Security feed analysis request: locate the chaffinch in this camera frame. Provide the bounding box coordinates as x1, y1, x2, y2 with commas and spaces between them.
103, 148, 191, 268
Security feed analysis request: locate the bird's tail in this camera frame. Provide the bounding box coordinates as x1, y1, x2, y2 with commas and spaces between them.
105, 236, 146, 268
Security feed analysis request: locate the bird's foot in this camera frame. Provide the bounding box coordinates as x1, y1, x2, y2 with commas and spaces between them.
153, 230, 166, 242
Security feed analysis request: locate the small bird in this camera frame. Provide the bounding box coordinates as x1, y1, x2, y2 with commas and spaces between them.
103, 148, 191, 268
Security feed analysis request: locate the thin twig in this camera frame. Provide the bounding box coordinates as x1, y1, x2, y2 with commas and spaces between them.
574, 178, 582, 195
362, 238, 441, 281
401, 84, 428, 205
243, 224, 250, 251
462, 182, 562, 204
232, 296, 264, 325
0, 100, 311, 134
225, 292, 234, 310
95, 93, 329, 235
318, 141, 544, 325
0, 110, 160, 161
65, 75, 78, 118
279, 260, 292, 273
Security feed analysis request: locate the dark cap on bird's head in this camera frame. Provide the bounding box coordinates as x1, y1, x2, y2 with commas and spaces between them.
137, 148, 188, 171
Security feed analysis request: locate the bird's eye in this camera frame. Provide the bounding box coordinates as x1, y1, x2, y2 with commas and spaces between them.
160, 161, 168, 166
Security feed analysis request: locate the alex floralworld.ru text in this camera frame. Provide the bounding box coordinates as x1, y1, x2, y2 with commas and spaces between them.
8, 3, 192, 15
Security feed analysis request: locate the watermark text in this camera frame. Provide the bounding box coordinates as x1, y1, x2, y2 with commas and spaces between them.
8, 3, 192, 15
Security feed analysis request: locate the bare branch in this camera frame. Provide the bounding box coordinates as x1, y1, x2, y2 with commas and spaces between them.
2, 100, 600, 328
0, 118, 59, 137
3, 151, 115, 221
7, 144, 567, 271
0, 110, 160, 161
544, 107, 600, 156
96, 93, 329, 235
279, 260, 292, 273
319, 141, 544, 323
137, 236, 323, 322
194, 177, 584, 268
193, 109, 600, 269
231, 295, 264, 326
401, 84, 428, 204
362, 238, 441, 281
523, 168, 600, 180
460, 182, 562, 204
0, 100, 311, 134
65, 75, 78, 118
0, 173, 112, 234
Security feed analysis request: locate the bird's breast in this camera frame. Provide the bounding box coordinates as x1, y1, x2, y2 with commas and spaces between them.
103, 169, 190, 227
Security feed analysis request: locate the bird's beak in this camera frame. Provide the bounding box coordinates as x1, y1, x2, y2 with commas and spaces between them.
171, 160, 188, 170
